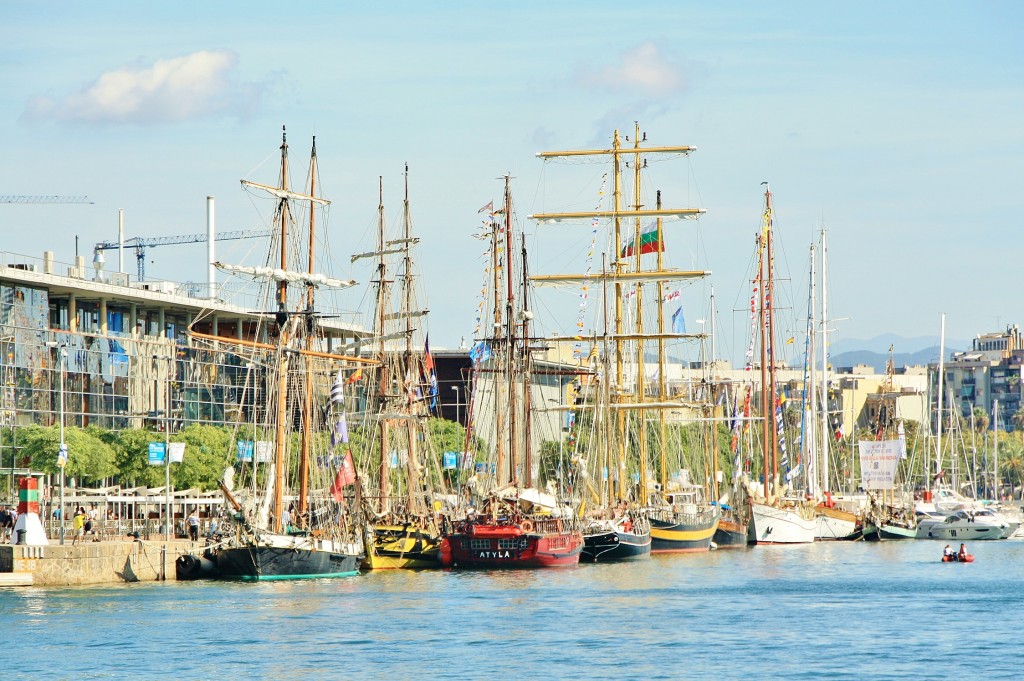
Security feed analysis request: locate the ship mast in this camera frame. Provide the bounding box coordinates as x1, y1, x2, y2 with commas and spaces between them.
504, 175, 518, 485
298, 136, 320, 517
272, 128, 292, 533
370, 178, 393, 515
631, 124, 649, 505
401, 164, 422, 514
530, 128, 705, 506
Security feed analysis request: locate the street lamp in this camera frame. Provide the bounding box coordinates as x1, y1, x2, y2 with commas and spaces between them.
47, 341, 68, 545
451, 385, 461, 424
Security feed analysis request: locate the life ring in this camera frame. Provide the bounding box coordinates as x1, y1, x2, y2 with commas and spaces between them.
521, 520, 534, 532
465, 523, 475, 536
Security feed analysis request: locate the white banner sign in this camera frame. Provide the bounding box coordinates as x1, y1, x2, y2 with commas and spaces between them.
168, 442, 186, 464
255, 441, 274, 463
858, 440, 902, 490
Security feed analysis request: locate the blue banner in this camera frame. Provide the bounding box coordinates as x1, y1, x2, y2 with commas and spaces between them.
237, 440, 254, 462
442, 452, 458, 470
148, 442, 165, 466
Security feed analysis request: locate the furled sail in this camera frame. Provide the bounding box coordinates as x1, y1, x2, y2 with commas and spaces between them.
213, 261, 356, 289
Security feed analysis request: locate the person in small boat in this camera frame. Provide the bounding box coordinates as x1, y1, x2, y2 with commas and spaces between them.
958, 543, 968, 561
943, 544, 955, 560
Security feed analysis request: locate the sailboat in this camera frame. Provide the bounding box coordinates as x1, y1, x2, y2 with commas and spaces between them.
860, 347, 919, 541
802, 229, 862, 541
744, 184, 817, 545
196, 128, 369, 580
355, 168, 444, 569
438, 175, 584, 568
530, 125, 718, 555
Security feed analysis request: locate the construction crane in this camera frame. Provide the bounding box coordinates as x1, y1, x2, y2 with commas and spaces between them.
94, 229, 273, 282
1, 196, 93, 204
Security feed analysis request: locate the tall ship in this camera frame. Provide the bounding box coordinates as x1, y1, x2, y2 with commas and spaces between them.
355, 168, 445, 569
529, 125, 718, 556
197, 129, 368, 579
742, 184, 817, 545
801, 230, 862, 541
438, 175, 584, 568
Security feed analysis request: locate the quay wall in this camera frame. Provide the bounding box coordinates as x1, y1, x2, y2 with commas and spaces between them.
0, 539, 197, 586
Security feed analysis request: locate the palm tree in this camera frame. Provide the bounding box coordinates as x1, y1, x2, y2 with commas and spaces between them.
1011, 408, 1024, 433
1000, 453, 1024, 501
972, 407, 990, 433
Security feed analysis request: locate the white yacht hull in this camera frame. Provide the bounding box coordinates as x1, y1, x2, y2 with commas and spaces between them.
751, 503, 817, 544
815, 512, 860, 541
926, 521, 1007, 541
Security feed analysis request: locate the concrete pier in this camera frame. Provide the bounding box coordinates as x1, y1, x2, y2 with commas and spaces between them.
0, 539, 198, 586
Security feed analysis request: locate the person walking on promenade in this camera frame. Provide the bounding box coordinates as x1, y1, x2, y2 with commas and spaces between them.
72, 507, 86, 545
187, 510, 200, 541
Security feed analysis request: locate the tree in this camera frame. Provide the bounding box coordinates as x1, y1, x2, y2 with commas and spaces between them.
173, 424, 235, 490
972, 407, 990, 433
1011, 408, 1024, 433
18, 425, 117, 484
107, 428, 166, 489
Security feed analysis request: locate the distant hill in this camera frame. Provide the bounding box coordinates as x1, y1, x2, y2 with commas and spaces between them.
829, 334, 968, 356
831, 345, 963, 373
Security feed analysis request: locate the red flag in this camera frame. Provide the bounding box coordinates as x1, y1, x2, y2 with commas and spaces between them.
330, 450, 357, 501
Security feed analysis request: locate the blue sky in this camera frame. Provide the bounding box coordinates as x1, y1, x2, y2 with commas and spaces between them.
1, 2, 1021, 364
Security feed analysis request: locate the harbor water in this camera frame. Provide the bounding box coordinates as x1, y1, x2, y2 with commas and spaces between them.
4, 539, 1024, 680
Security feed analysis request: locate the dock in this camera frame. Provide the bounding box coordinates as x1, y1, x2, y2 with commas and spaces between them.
0, 539, 199, 586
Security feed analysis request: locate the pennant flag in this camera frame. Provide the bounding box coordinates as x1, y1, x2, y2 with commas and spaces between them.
333, 412, 349, 446
786, 337, 795, 345
478, 200, 493, 214
835, 423, 846, 441
330, 450, 357, 501
671, 306, 686, 333
346, 367, 363, 385
620, 221, 663, 258
469, 341, 491, 365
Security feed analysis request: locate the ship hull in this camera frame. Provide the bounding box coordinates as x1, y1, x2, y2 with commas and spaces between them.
649, 513, 719, 553
750, 503, 817, 544
815, 506, 862, 541
713, 518, 749, 548
216, 533, 362, 581
440, 522, 583, 568
580, 528, 651, 562
363, 524, 441, 570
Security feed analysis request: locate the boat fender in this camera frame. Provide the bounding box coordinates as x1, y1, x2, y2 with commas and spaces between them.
521, 520, 534, 532
556, 519, 563, 532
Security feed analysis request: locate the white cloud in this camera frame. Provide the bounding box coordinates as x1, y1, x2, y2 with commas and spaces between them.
24, 50, 267, 124
576, 43, 686, 96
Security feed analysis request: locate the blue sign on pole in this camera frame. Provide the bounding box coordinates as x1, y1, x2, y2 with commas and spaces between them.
237, 440, 254, 462
148, 442, 166, 466
442, 452, 458, 470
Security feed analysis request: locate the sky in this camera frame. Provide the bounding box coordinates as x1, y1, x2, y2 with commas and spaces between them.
1, 2, 1021, 365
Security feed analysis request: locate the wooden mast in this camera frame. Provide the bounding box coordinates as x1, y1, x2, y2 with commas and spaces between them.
493, 183, 507, 486
401, 164, 421, 514
613, 130, 626, 502
631, 123, 649, 506
766, 188, 780, 491
504, 175, 518, 485
273, 126, 291, 534
298, 135, 318, 518
655, 190, 668, 492
520, 234, 534, 488
757, 184, 771, 502
374, 177, 391, 514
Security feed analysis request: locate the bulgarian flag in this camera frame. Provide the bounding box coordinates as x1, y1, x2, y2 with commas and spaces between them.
621, 222, 663, 257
